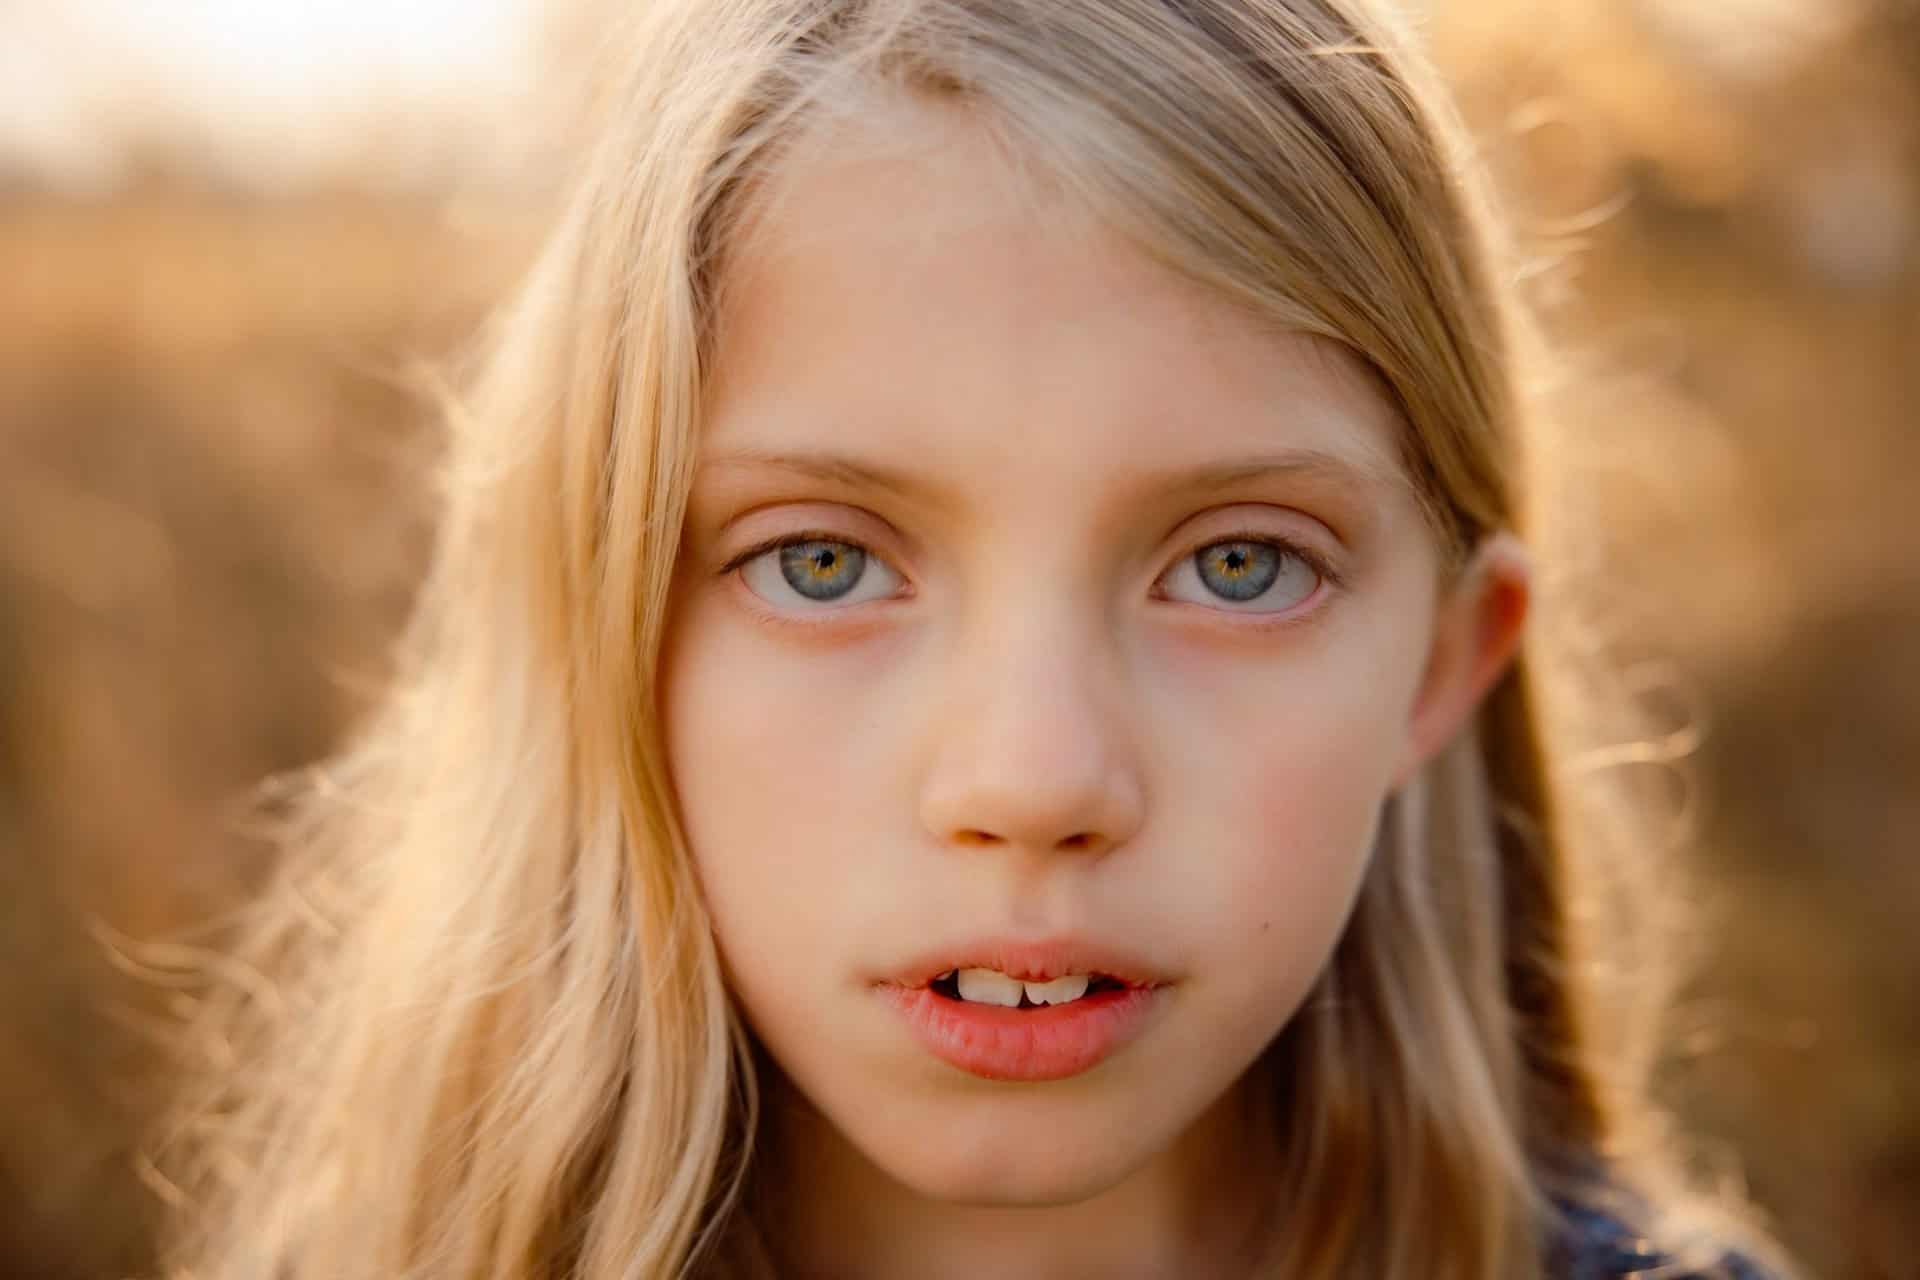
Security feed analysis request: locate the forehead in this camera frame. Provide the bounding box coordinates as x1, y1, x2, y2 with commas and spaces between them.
704, 91, 1412, 498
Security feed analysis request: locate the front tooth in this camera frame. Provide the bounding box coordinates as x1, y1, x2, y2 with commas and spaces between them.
1023, 974, 1090, 1006
956, 968, 1024, 1007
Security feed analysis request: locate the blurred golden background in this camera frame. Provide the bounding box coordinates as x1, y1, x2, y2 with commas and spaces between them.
1, 2, 1913, 1276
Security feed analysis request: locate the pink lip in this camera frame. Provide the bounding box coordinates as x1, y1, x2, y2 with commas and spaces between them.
884, 938, 1169, 989
875, 937, 1171, 1082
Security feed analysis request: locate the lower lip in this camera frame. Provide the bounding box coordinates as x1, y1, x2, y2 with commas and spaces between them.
879, 984, 1163, 1082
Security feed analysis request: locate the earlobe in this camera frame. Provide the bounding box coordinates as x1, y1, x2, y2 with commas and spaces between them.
1390, 533, 1531, 790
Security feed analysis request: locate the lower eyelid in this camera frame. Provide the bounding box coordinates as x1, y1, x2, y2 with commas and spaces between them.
729, 579, 911, 640
1152, 583, 1337, 637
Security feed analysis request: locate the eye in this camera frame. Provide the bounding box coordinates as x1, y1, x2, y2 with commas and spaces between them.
1159, 538, 1322, 614
737, 537, 904, 609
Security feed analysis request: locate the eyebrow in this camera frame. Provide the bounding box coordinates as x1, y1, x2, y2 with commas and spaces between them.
699, 446, 935, 503
697, 444, 1407, 507
1154, 450, 1409, 503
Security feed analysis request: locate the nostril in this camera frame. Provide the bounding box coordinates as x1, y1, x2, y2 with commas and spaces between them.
940, 829, 1113, 854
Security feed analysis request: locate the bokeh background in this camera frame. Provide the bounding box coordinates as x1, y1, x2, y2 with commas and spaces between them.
1, 1, 1913, 1276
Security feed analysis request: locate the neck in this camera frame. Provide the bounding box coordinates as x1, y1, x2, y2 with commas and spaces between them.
752, 1061, 1282, 1280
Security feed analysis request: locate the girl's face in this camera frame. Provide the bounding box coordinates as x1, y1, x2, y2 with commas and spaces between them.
663, 101, 1513, 1216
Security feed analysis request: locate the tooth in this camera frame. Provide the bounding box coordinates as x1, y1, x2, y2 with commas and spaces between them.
1023, 974, 1090, 1006
955, 968, 1023, 1007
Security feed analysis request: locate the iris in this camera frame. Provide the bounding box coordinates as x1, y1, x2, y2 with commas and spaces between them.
1195, 540, 1282, 602
778, 540, 867, 601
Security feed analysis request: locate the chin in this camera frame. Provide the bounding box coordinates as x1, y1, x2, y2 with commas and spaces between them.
847, 1090, 1154, 1207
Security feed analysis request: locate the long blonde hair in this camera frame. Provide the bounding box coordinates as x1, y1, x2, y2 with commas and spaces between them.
158, 1, 1736, 1276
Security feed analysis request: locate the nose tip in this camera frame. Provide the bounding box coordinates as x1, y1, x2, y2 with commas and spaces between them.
916, 600, 1147, 858
917, 680, 1145, 859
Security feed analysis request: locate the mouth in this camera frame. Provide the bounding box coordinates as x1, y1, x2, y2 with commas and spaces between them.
925, 968, 1134, 1008
884, 938, 1169, 995
877, 939, 1171, 1081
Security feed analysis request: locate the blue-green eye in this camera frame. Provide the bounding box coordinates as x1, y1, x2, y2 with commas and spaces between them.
1162, 538, 1320, 613
739, 538, 903, 607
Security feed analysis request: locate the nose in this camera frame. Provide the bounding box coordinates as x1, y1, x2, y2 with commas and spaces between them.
917, 609, 1146, 859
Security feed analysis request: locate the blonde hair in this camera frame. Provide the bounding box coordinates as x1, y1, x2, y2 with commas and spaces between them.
156, 1, 1749, 1276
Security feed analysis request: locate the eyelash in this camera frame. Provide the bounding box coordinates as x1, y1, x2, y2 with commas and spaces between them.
718, 529, 869, 579
1163, 527, 1344, 595
716, 527, 1343, 610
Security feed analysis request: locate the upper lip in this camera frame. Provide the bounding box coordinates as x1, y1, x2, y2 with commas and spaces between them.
881, 936, 1171, 990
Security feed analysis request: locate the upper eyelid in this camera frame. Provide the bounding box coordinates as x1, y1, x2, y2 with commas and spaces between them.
713, 501, 902, 567
717, 529, 893, 579
718, 496, 1333, 548
1165, 500, 1340, 551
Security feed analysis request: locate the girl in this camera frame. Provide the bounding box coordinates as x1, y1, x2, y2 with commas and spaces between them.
157, 1, 1791, 1276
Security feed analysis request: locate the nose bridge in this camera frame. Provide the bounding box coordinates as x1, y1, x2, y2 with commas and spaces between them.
918, 590, 1145, 857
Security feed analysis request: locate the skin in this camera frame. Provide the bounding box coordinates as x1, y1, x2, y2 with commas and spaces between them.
660, 97, 1528, 1279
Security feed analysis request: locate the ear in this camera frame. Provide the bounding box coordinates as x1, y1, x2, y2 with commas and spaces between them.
1389, 532, 1531, 791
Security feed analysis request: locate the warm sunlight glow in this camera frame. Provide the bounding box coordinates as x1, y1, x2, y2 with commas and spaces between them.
0, 0, 542, 188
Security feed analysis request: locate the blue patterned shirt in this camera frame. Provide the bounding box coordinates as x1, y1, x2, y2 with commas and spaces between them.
1550, 1198, 1779, 1278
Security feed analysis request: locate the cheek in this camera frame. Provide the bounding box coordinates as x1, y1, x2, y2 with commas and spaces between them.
1146, 616, 1426, 996
1192, 725, 1385, 1004
659, 597, 906, 983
